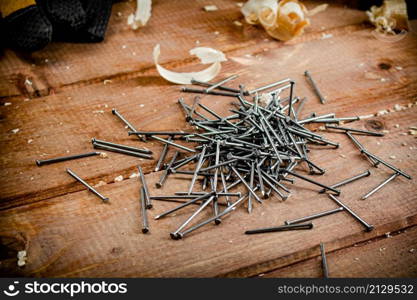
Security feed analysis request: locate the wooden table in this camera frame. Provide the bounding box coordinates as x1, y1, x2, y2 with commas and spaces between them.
1, 0, 416, 277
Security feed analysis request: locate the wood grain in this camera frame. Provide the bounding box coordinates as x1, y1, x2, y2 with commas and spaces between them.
1, 23, 416, 210
0, 1, 367, 98
0, 106, 416, 277
0, 1, 416, 277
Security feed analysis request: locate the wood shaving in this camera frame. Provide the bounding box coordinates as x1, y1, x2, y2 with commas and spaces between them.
128, 0, 152, 30
27, 139, 33, 144
114, 175, 123, 182
4, 102, 11, 106
17, 250, 27, 267
204, 5, 218, 12
395, 66, 403, 70
103, 80, 112, 85
241, 0, 327, 41
92, 110, 105, 114
321, 33, 333, 39
234, 20, 243, 26
394, 104, 405, 111
409, 129, 417, 135
366, 0, 409, 34
153, 44, 226, 84
129, 172, 139, 179
394, 124, 399, 128
94, 181, 107, 187
389, 155, 396, 159
401, 142, 407, 146
11, 128, 20, 134
377, 109, 389, 116
99, 152, 109, 158
410, 248, 415, 253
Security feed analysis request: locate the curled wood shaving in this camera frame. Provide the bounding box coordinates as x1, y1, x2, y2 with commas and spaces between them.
366, 0, 409, 34
153, 44, 227, 84
241, 0, 327, 41
128, 0, 152, 30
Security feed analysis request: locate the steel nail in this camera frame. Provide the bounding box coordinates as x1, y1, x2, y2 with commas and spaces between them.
66, 168, 109, 202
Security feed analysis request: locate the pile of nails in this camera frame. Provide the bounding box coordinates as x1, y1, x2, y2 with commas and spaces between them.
132, 74, 411, 239
35, 72, 412, 241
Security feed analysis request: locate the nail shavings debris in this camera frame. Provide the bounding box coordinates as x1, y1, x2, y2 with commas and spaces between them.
28, 139, 33, 144
204, 5, 218, 12
233, 20, 243, 26
24, 78, 33, 86
129, 172, 139, 179
93, 110, 105, 114
114, 175, 124, 182
11, 128, 20, 134
241, 0, 328, 41
4, 102, 11, 106
103, 80, 112, 85
128, 0, 152, 30
94, 180, 107, 188
153, 44, 227, 84
17, 250, 27, 267
321, 33, 333, 39
99, 152, 109, 158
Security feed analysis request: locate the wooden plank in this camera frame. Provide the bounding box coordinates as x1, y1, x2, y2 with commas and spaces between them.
0, 1, 368, 98
1, 23, 416, 210
0, 107, 416, 277
261, 226, 417, 278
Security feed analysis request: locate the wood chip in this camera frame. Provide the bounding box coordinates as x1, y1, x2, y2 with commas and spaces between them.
114, 175, 123, 182
17, 250, 27, 267
204, 5, 218, 12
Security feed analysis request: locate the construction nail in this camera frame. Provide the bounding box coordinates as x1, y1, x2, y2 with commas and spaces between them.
36, 151, 100, 166
304, 70, 326, 104
138, 166, 152, 209
328, 194, 374, 232
361, 172, 399, 200
245, 223, 313, 234
66, 168, 109, 202
285, 207, 344, 225
318, 170, 371, 193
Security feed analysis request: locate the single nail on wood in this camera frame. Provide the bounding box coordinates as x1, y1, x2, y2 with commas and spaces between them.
204, 74, 238, 93
66, 168, 109, 202
318, 170, 371, 193
36, 151, 100, 166
328, 194, 374, 232
245, 223, 313, 234
285, 207, 344, 225
304, 70, 326, 104
360, 149, 412, 180
325, 125, 384, 136
361, 172, 399, 200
